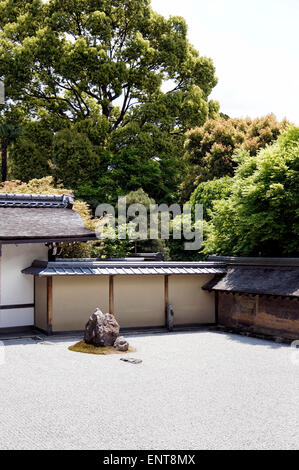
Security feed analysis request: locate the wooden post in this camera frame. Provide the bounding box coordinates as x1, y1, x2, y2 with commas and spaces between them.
255, 294, 259, 327
164, 275, 169, 325
109, 275, 114, 316
47, 276, 53, 335
215, 291, 219, 324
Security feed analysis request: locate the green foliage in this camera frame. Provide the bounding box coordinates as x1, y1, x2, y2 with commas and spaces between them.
118, 188, 170, 258
203, 126, 299, 257
189, 176, 233, 221
0, 0, 217, 126
9, 119, 52, 180
2, 1, 295, 261
0, 120, 21, 181
167, 236, 204, 262
0, 0, 218, 203
168, 177, 232, 260
182, 114, 289, 200
52, 128, 101, 190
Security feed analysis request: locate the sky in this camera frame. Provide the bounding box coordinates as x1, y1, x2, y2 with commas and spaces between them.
151, 0, 299, 124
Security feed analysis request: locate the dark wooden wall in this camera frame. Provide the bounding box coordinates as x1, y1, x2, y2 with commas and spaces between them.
218, 292, 299, 339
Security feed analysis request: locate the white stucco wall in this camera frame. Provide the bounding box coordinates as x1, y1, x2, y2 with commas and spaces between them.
0, 243, 48, 328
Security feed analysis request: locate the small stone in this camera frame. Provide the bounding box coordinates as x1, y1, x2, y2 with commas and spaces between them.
120, 358, 142, 364
38, 341, 55, 346
114, 336, 129, 352
84, 308, 120, 347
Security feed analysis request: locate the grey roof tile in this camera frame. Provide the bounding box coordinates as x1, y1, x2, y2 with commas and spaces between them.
203, 266, 299, 297
22, 259, 227, 277
0, 193, 74, 208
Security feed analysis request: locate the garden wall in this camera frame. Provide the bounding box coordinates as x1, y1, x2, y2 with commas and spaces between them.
218, 292, 299, 339
34, 274, 216, 333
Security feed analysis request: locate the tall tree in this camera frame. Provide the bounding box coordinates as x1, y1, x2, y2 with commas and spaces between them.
0, 0, 218, 202
0, 0, 217, 127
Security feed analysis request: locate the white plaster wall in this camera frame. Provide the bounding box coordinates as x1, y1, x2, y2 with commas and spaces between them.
0, 308, 34, 328
0, 244, 48, 328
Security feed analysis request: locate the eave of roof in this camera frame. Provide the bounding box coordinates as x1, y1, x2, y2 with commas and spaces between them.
22, 260, 227, 277
0, 235, 97, 245
203, 266, 299, 298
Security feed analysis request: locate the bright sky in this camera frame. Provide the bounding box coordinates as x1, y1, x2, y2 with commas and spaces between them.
151, 0, 299, 124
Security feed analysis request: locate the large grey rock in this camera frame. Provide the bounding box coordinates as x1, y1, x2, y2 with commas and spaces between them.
114, 336, 129, 352
84, 308, 120, 347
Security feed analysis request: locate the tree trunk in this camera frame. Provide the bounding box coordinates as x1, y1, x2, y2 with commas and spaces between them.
1, 140, 8, 182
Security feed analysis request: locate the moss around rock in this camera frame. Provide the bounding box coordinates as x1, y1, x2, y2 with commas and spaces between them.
68, 341, 136, 355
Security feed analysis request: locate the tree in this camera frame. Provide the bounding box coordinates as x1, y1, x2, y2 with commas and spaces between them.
117, 188, 170, 258
0, 122, 21, 181
0, 0, 218, 202
203, 126, 299, 257
0, 0, 217, 127
181, 114, 289, 200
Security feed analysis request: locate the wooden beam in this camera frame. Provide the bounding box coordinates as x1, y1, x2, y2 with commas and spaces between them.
47, 276, 53, 335
0, 303, 34, 310
109, 275, 114, 316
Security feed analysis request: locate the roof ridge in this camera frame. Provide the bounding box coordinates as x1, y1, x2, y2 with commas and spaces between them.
207, 255, 299, 267
0, 193, 74, 209
49, 259, 226, 266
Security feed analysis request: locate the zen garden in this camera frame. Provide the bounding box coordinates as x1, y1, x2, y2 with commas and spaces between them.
0, 0, 298, 454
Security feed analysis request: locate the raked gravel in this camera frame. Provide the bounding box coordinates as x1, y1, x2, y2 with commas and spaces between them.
0, 331, 298, 450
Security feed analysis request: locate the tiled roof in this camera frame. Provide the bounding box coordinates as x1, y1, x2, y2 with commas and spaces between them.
203, 266, 299, 298
0, 193, 95, 242
22, 260, 227, 277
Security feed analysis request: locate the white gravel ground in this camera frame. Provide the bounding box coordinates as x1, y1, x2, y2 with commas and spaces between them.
0, 331, 298, 450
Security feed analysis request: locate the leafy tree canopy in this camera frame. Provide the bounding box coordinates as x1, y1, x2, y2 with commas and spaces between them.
0, 0, 217, 129
203, 126, 299, 257
181, 114, 289, 200
189, 176, 233, 221
0, 0, 219, 203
